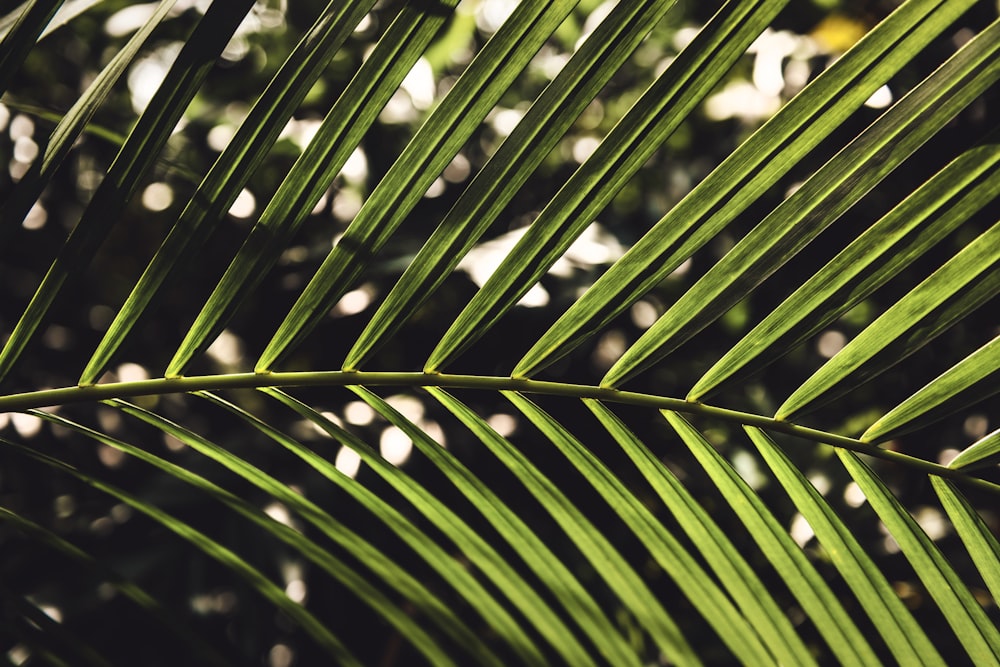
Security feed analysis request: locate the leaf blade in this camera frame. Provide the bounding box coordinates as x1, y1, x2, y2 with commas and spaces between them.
429, 386, 694, 667
513, 0, 980, 380
605, 22, 1000, 388
777, 220, 1000, 421
428, 0, 790, 372
838, 449, 1000, 661
746, 426, 944, 666
511, 393, 778, 665
690, 142, 1000, 401
342, 0, 677, 371
862, 334, 1000, 443
665, 411, 879, 666
80, 0, 381, 384
253, 0, 582, 372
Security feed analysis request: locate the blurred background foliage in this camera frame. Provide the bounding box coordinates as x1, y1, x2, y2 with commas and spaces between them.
1, 0, 997, 664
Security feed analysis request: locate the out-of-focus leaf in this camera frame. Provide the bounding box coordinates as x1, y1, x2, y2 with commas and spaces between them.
0, 0, 251, 384
2, 436, 360, 665
0, 0, 63, 95
0, 0, 177, 233
0, 506, 226, 666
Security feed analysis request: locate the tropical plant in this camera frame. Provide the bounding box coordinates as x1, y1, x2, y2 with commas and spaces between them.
1, 0, 998, 664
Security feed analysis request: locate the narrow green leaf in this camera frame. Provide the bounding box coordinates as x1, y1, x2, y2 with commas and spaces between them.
862, 335, 1000, 443
1, 436, 360, 666
665, 411, 877, 665
0, 0, 177, 234
931, 476, 1000, 604
428, 0, 789, 373
429, 387, 696, 667
28, 405, 457, 667
80, 0, 380, 384
346, 386, 631, 667
745, 426, 944, 666
948, 428, 1000, 471
777, 220, 1000, 421
254, 0, 581, 372
509, 393, 776, 665
604, 23, 1000, 389
0, 0, 63, 96
586, 400, 819, 666
0, 0, 253, 384
122, 394, 496, 667
342, 0, 677, 371
262, 387, 581, 667
838, 449, 1000, 662
0, 507, 226, 666
513, 0, 979, 380
690, 143, 1000, 401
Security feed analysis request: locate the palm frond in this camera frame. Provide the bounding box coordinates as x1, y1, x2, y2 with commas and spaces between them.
1, 0, 997, 664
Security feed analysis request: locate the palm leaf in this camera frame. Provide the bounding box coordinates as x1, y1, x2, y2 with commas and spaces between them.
1, 0, 997, 663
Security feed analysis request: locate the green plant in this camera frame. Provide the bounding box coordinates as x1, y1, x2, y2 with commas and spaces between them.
1, 0, 998, 664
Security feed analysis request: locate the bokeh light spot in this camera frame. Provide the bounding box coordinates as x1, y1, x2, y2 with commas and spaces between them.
380, 426, 413, 466
335, 445, 362, 478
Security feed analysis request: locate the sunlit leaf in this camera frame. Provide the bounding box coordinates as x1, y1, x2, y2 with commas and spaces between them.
839, 449, 1000, 662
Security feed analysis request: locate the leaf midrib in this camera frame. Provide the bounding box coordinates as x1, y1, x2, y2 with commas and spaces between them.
3, 370, 997, 495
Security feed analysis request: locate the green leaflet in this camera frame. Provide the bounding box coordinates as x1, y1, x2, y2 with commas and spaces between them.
342, 386, 615, 667
839, 450, 1000, 662
931, 477, 1000, 605
187, 392, 519, 667
513, 0, 977, 381
261, 387, 583, 667
430, 387, 697, 667
429, 0, 790, 372
255, 0, 582, 372
947, 428, 1000, 472
342, 0, 676, 372
746, 427, 944, 666
777, 220, 1000, 421
665, 411, 878, 665
604, 20, 1000, 389
690, 143, 1000, 402
148, 0, 444, 379
513, 393, 779, 665
81, 0, 381, 384
862, 335, 1000, 443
